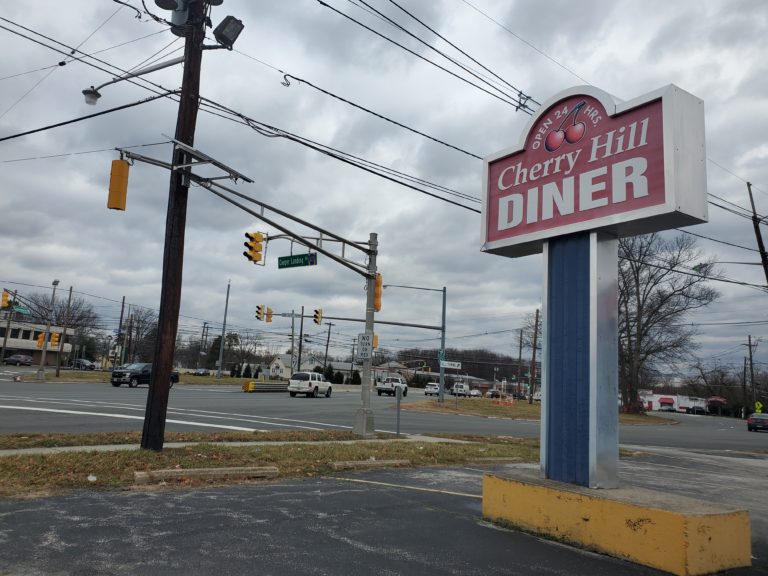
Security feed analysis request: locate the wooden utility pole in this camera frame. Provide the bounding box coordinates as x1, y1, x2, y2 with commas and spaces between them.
141, 0, 206, 451
748, 335, 756, 409
528, 308, 539, 404
516, 327, 523, 395
747, 182, 768, 286
323, 322, 335, 369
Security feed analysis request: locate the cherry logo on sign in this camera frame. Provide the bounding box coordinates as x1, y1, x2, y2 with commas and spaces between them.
544, 100, 587, 152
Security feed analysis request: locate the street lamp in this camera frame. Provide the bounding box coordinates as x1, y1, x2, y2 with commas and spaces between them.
383, 283, 447, 402
82, 56, 185, 105
36, 279, 59, 381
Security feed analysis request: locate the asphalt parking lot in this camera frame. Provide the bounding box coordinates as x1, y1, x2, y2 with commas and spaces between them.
1, 446, 766, 575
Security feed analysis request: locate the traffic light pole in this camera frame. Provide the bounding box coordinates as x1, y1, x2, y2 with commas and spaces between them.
141, 0, 205, 451
35, 280, 59, 381
354, 232, 377, 437
0, 290, 18, 363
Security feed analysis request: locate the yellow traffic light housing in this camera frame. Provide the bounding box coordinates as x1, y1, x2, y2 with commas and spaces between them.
266, 307, 273, 323
37, 333, 45, 349
51, 333, 60, 347
373, 334, 378, 349
108, 159, 129, 211
1, 290, 9, 308
256, 305, 264, 321
313, 308, 322, 325
374, 273, 383, 312
243, 231, 265, 264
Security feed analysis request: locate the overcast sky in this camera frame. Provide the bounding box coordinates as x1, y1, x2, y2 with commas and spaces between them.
1, 0, 766, 375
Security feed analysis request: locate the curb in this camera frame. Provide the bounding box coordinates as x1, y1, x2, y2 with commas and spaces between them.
134, 465, 279, 485
329, 459, 410, 471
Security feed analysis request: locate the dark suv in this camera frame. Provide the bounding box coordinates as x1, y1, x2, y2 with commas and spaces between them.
111, 363, 179, 388
3, 354, 33, 366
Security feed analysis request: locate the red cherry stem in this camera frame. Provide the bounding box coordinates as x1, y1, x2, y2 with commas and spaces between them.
556, 100, 587, 131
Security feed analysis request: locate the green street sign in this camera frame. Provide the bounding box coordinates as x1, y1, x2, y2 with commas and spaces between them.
12, 305, 29, 314
278, 253, 318, 269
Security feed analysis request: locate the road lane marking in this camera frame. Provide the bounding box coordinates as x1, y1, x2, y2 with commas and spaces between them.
0, 405, 266, 432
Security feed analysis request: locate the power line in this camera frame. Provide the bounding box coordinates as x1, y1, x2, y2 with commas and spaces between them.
387, 0, 539, 107
316, 0, 533, 113
457, 0, 591, 85
1, 140, 169, 164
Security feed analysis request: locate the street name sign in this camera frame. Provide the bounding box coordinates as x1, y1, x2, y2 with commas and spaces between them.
277, 253, 317, 269
440, 360, 461, 369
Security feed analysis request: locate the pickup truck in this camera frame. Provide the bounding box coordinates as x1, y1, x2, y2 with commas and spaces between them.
376, 376, 408, 397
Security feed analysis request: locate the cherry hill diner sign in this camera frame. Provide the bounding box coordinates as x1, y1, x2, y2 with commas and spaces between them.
482, 85, 707, 256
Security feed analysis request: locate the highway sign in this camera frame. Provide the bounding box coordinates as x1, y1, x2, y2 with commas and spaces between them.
440, 360, 461, 369
357, 333, 373, 359
278, 253, 317, 269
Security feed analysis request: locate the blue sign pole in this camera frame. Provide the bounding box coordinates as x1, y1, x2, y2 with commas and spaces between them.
541, 232, 618, 488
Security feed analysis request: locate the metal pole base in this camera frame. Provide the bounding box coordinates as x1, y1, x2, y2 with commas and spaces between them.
353, 408, 375, 437
35, 369, 46, 381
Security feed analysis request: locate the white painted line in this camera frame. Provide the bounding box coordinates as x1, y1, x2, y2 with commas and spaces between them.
331, 476, 481, 499
0, 405, 262, 432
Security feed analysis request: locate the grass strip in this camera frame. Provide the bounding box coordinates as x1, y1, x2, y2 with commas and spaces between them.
402, 399, 671, 425
0, 436, 539, 498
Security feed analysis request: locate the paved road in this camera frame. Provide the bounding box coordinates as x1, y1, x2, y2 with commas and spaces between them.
0, 378, 765, 453
2, 449, 765, 575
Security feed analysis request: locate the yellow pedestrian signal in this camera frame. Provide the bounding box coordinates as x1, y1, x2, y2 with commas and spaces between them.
313, 308, 322, 325
266, 307, 273, 323
374, 273, 383, 312
50, 333, 60, 348
256, 304, 265, 321
243, 231, 265, 264
108, 159, 129, 211
373, 334, 378, 349
37, 333, 45, 349
1, 290, 9, 308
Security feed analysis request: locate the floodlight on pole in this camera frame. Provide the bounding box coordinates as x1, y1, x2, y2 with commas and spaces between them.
82, 56, 185, 105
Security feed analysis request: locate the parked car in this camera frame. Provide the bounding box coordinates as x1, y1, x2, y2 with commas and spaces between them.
686, 406, 707, 415
469, 389, 482, 397
747, 413, 768, 432
192, 368, 210, 376
3, 354, 33, 366
71, 358, 95, 370
424, 382, 440, 396
658, 406, 677, 412
110, 363, 179, 388
288, 371, 332, 398
487, 389, 501, 399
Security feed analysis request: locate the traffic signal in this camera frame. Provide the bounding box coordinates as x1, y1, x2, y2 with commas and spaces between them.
374, 273, 383, 312
50, 333, 60, 347
107, 159, 129, 211
1, 290, 9, 308
373, 334, 378, 349
243, 231, 265, 264
256, 305, 264, 321
313, 308, 322, 325
37, 333, 45, 349
266, 307, 273, 323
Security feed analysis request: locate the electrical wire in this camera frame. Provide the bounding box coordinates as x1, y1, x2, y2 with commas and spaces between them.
316, 0, 533, 113
0, 5, 124, 121
0, 140, 169, 164
387, 0, 539, 107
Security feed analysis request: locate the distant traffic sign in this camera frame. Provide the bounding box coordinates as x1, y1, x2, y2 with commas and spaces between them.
12, 306, 29, 314
278, 253, 317, 269
440, 360, 461, 369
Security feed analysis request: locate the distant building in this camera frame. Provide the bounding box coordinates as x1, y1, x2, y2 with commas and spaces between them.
0, 319, 72, 365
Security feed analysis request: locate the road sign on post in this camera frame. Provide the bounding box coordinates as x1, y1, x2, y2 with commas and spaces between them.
440, 360, 461, 370
357, 332, 373, 360
278, 253, 317, 269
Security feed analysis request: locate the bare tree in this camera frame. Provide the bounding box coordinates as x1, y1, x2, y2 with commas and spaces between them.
25, 292, 99, 334
618, 233, 719, 411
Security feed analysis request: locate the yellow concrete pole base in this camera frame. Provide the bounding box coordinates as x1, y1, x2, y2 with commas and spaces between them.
482, 471, 751, 575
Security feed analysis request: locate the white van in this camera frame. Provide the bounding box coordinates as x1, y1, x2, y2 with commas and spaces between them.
451, 382, 470, 397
